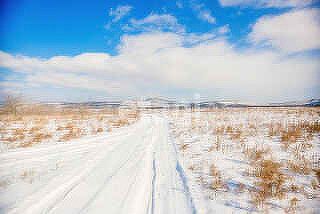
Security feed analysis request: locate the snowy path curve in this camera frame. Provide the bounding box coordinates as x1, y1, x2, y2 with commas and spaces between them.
0, 115, 196, 214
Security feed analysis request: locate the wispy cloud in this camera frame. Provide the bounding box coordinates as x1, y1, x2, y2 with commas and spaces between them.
190, 1, 215, 24
249, 8, 320, 53
123, 13, 185, 33
218, 25, 230, 34
219, 0, 315, 8
109, 5, 133, 22
176, 1, 183, 9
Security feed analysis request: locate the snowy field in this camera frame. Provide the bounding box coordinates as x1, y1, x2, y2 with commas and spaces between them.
168, 107, 320, 213
0, 107, 319, 213
0, 106, 138, 151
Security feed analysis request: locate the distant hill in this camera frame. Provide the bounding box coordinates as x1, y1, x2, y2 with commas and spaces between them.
31, 98, 320, 109
305, 99, 320, 107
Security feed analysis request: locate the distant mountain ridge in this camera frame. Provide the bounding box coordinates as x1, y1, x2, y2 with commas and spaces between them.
305, 99, 320, 107
122, 97, 320, 108
3, 97, 318, 108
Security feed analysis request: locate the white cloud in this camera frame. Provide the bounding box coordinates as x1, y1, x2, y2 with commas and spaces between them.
219, 0, 315, 8
176, 1, 183, 9
125, 13, 185, 33
183, 32, 217, 44
109, 5, 132, 22
118, 32, 182, 55
218, 25, 230, 34
249, 8, 320, 53
198, 10, 216, 24
191, 2, 216, 24
1, 31, 319, 102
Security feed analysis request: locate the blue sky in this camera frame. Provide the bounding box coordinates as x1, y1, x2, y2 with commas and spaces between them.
0, 0, 290, 56
0, 0, 320, 102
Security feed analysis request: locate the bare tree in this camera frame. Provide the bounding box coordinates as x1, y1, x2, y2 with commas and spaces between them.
3, 95, 22, 115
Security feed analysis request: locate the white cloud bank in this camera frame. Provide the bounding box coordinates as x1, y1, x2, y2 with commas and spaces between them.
219, 0, 315, 8
1, 31, 319, 102
249, 8, 320, 53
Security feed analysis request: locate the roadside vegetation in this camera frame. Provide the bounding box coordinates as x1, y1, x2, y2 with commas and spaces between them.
169, 107, 320, 213
0, 96, 140, 150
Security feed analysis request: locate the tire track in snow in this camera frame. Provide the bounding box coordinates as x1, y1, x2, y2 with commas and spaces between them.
6, 119, 151, 214
48, 121, 154, 214
2, 115, 196, 214
78, 126, 153, 213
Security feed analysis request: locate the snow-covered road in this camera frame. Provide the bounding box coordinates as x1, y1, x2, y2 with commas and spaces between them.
0, 115, 196, 214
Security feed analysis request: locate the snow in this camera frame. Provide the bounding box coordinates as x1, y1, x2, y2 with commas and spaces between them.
0, 115, 194, 214
168, 108, 320, 213
1, 108, 319, 213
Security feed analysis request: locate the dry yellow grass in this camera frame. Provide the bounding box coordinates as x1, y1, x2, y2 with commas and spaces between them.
251, 159, 287, 208
0, 100, 140, 148
169, 107, 320, 212
180, 143, 189, 151
287, 159, 312, 175
312, 169, 320, 183
59, 126, 82, 142
32, 132, 53, 143
285, 197, 299, 213
243, 145, 269, 162
209, 164, 225, 191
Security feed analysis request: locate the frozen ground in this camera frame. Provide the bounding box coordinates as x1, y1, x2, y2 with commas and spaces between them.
0, 108, 138, 150
0, 108, 319, 214
0, 115, 195, 214
168, 108, 320, 213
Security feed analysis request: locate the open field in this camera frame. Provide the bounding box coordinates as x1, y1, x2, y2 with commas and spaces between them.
2, 0, 320, 213
0, 106, 319, 213
168, 107, 320, 213
0, 103, 139, 151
